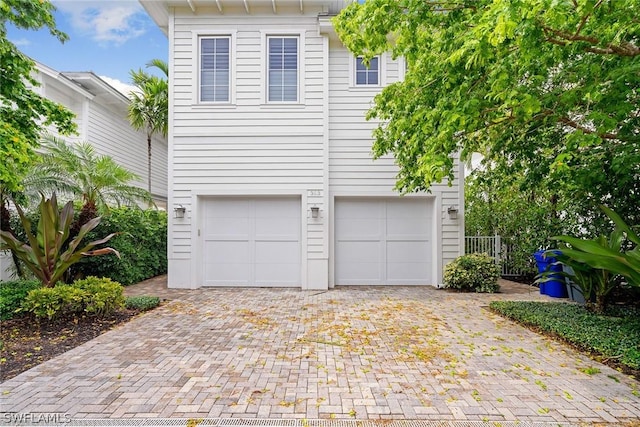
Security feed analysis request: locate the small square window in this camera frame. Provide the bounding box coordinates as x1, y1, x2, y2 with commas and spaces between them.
355, 56, 379, 86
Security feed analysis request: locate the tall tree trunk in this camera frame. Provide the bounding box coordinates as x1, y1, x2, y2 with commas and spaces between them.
147, 133, 152, 194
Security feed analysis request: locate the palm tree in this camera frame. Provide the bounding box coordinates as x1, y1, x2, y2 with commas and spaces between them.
29, 135, 153, 221
128, 59, 168, 194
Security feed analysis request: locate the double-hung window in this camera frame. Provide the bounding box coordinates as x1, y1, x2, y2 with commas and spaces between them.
355, 56, 379, 86
267, 36, 298, 102
200, 36, 230, 102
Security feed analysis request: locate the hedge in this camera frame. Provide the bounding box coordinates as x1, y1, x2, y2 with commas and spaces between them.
490, 301, 640, 371
73, 208, 167, 285
0, 280, 41, 320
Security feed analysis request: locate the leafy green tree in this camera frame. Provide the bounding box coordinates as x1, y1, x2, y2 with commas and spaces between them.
0, 0, 76, 194
465, 168, 575, 274
334, 0, 640, 226
128, 59, 168, 194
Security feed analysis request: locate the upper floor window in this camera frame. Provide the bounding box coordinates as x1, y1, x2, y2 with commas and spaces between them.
200, 36, 230, 102
355, 56, 379, 85
268, 36, 298, 102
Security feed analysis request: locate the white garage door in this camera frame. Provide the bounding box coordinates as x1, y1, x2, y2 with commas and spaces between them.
202, 197, 301, 287
335, 198, 432, 285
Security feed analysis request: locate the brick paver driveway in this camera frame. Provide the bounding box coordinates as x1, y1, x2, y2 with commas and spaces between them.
2, 278, 640, 425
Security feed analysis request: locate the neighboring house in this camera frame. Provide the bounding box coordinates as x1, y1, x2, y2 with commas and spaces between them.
32, 61, 168, 206
0, 62, 170, 282
141, 0, 464, 290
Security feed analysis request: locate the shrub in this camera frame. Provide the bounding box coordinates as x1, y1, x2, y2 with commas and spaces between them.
490, 301, 640, 371
125, 295, 160, 311
21, 277, 124, 320
72, 277, 125, 316
444, 253, 500, 293
22, 285, 86, 320
0, 280, 41, 320
72, 208, 167, 285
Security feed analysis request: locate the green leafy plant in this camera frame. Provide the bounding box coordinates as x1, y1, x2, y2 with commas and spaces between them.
0, 194, 120, 287
0, 279, 40, 320
125, 295, 160, 311
553, 206, 640, 286
546, 206, 640, 312
21, 285, 86, 320
444, 253, 500, 293
74, 208, 167, 285
21, 277, 125, 320
72, 277, 125, 316
490, 301, 640, 372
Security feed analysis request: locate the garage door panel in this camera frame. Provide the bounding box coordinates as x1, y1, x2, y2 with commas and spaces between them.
337, 200, 381, 218
205, 241, 250, 262
204, 263, 250, 285
336, 218, 381, 240
256, 262, 300, 285
336, 241, 382, 263
336, 262, 383, 283
206, 199, 250, 217
335, 198, 432, 285
204, 217, 251, 237
255, 198, 299, 217
386, 241, 430, 263
203, 197, 301, 287
387, 218, 430, 236
386, 199, 427, 216
255, 217, 299, 238
255, 241, 300, 264
387, 262, 431, 283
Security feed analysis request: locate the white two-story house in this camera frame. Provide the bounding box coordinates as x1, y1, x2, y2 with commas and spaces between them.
141, 0, 463, 290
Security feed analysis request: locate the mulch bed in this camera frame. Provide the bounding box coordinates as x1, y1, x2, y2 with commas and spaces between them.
0, 310, 143, 382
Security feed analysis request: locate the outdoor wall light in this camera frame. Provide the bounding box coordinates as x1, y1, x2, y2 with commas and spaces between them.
310, 206, 320, 219
447, 205, 459, 220
174, 204, 186, 219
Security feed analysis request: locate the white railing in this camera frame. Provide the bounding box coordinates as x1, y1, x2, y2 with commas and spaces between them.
465, 235, 526, 277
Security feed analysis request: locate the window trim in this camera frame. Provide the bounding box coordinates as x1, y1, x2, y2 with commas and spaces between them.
192, 30, 237, 106
349, 53, 386, 89
260, 30, 305, 106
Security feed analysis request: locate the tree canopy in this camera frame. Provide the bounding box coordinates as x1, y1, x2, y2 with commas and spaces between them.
0, 0, 76, 194
333, 0, 639, 224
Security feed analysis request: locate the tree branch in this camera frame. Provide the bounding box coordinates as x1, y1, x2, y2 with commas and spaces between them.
542, 23, 640, 56
558, 116, 620, 140
572, 0, 604, 39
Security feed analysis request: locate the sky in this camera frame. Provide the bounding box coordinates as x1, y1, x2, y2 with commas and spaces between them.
7, 0, 168, 96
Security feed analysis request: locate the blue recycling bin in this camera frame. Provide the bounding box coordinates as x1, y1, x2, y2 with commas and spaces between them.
534, 250, 567, 298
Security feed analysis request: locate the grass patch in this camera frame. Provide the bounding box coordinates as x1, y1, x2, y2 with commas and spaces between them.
489, 301, 640, 374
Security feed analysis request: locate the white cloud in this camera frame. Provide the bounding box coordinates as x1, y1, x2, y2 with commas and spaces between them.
11, 38, 31, 47
99, 75, 139, 98
54, 1, 147, 45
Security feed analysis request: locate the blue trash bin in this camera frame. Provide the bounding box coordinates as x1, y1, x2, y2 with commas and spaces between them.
534, 250, 567, 298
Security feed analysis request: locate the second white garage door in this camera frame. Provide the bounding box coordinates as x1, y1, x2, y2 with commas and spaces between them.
335, 198, 433, 285
202, 197, 301, 287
